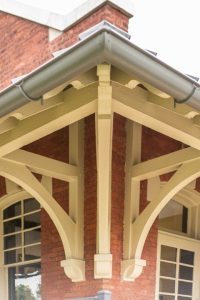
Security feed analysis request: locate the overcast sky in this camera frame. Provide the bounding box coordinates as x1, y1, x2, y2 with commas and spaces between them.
19, 0, 200, 79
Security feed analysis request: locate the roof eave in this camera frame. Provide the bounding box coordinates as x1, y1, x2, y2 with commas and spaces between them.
1, 24, 200, 117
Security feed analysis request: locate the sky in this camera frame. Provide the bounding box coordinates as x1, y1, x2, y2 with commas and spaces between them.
19, 0, 200, 79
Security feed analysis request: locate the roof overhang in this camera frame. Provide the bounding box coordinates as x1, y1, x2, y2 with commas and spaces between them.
1, 21, 200, 117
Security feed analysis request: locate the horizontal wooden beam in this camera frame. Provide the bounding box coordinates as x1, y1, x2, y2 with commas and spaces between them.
5, 149, 78, 182
0, 84, 97, 157
132, 147, 200, 180
112, 82, 200, 150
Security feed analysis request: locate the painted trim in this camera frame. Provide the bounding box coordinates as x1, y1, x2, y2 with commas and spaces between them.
156, 231, 200, 300
0, 191, 40, 300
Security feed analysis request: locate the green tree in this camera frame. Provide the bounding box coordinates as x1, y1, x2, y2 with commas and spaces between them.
15, 284, 36, 300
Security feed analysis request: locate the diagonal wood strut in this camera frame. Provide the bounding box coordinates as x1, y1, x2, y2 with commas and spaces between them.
132, 147, 200, 180
0, 84, 97, 157
112, 82, 200, 150
5, 149, 78, 182
122, 159, 200, 281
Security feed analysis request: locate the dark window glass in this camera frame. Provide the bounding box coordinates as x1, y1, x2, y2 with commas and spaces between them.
3, 202, 21, 220
159, 295, 175, 300
161, 245, 177, 262
24, 228, 41, 246
180, 250, 194, 265
182, 206, 188, 233
179, 265, 193, 281
24, 212, 40, 229
178, 281, 193, 296
4, 248, 22, 265
24, 245, 41, 261
160, 262, 176, 278
4, 234, 21, 250
159, 200, 188, 234
4, 219, 21, 234
24, 198, 40, 214
178, 297, 192, 300
159, 278, 175, 293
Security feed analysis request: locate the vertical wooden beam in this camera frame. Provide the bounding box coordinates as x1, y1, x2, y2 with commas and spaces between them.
69, 120, 84, 259
94, 64, 113, 279
62, 120, 85, 281
123, 121, 142, 260
122, 121, 146, 281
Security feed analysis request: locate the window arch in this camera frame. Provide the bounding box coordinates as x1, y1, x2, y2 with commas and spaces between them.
0, 193, 41, 300
156, 186, 200, 300
159, 199, 188, 234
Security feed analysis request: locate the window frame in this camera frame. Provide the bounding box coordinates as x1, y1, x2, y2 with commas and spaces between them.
0, 191, 41, 300
156, 230, 200, 300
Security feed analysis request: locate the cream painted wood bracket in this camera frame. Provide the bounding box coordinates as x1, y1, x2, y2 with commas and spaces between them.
62, 120, 84, 272
5, 149, 78, 182
0, 84, 97, 157
125, 159, 200, 281
122, 120, 145, 281
111, 68, 170, 99
5, 178, 21, 194
94, 64, 113, 279
112, 82, 200, 150
0, 158, 85, 282
69, 120, 84, 258
132, 147, 200, 180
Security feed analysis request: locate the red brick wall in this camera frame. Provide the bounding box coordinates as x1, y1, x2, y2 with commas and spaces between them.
0, 176, 6, 197
0, 5, 131, 299
23, 128, 70, 300
0, 4, 190, 300
0, 5, 129, 90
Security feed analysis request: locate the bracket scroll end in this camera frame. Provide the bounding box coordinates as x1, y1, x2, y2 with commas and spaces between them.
121, 258, 146, 281
61, 258, 85, 282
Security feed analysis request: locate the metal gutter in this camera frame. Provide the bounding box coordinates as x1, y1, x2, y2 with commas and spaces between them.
1, 21, 200, 116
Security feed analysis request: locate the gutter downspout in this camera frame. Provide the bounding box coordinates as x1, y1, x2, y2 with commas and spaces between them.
0, 23, 200, 117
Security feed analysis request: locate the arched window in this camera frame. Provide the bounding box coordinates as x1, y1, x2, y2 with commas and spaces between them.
156, 188, 200, 300
2, 197, 41, 300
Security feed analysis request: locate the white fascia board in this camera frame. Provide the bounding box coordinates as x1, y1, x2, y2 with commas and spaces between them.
0, 0, 134, 31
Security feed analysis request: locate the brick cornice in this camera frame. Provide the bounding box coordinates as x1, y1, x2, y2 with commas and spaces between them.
0, 0, 134, 31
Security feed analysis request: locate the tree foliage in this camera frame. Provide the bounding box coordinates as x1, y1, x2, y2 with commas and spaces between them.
15, 284, 37, 300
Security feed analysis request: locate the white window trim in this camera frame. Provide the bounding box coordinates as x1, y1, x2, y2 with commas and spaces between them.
155, 230, 200, 300
0, 191, 41, 300
159, 183, 200, 239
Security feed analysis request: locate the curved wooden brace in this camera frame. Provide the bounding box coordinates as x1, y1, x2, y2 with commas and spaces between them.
0, 158, 85, 281
125, 80, 171, 99
122, 159, 200, 281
